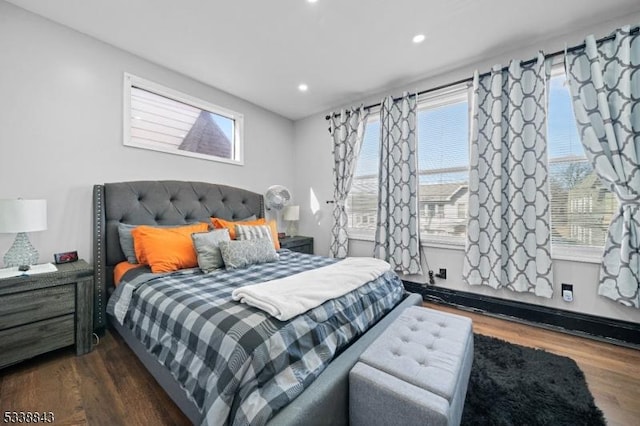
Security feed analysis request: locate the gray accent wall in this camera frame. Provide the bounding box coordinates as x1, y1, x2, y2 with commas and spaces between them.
0, 1, 294, 265
292, 12, 640, 325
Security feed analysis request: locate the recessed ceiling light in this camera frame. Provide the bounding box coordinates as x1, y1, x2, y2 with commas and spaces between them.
412, 34, 426, 44
298, 83, 309, 92
307, 0, 318, 3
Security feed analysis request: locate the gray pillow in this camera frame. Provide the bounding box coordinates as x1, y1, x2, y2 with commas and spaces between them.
219, 238, 279, 270
117, 223, 140, 263
118, 222, 202, 264
192, 229, 231, 273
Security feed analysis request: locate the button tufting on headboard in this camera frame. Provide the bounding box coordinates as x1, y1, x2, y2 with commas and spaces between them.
100, 180, 264, 268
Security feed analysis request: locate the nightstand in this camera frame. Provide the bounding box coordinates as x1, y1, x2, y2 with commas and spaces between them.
279, 236, 314, 254
0, 260, 94, 368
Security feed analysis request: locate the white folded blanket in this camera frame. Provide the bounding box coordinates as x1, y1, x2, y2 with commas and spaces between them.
231, 257, 391, 321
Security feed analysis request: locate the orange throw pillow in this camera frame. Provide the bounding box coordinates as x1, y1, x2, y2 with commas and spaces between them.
211, 217, 280, 249
131, 222, 209, 273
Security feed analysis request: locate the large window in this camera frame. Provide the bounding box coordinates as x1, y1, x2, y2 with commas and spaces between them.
346, 63, 618, 254
416, 86, 469, 242
547, 68, 617, 248
346, 85, 469, 243
123, 73, 244, 165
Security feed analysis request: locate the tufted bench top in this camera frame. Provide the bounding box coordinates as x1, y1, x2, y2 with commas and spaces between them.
358, 306, 472, 402
350, 305, 474, 426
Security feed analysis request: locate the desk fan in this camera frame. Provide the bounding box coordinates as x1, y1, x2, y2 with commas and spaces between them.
264, 185, 291, 237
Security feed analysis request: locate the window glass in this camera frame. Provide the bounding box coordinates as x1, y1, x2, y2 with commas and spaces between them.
346, 117, 379, 234
124, 73, 243, 164
416, 93, 469, 241
547, 71, 617, 247
347, 86, 469, 243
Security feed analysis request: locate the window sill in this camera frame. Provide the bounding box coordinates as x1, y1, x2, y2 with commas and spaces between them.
347, 232, 465, 250
551, 246, 603, 264
347, 232, 603, 264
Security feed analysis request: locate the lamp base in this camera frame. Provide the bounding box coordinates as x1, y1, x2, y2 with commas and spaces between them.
286, 221, 298, 237
3, 232, 39, 268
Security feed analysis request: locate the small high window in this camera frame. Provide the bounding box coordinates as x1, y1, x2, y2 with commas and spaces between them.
123, 73, 243, 165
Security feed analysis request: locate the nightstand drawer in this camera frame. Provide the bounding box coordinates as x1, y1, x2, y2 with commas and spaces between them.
0, 314, 75, 367
287, 243, 313, 254
0, 284, 75, 330
279, 236, 314, 255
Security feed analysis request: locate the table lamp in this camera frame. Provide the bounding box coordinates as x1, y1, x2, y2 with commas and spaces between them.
283, 205, 299, 237
0, 199, 47, 268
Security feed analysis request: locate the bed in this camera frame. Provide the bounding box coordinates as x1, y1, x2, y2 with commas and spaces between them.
92, 180, 422, 425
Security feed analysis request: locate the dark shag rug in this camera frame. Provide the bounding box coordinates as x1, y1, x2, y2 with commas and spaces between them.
461, 334, 605, 426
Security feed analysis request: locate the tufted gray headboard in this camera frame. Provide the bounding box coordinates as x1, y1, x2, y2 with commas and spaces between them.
92, 181, 264, 332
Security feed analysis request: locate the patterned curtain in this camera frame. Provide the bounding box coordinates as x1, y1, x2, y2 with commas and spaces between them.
565, 25, 640, 308
329, 106, 370, 259
463, 53, 553, 298
373, 94, 422, 275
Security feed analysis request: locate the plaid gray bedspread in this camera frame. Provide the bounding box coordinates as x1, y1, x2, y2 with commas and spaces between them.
107, 250, 404, 426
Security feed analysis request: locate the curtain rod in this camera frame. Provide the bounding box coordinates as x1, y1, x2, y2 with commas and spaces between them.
324, 25, 638, 121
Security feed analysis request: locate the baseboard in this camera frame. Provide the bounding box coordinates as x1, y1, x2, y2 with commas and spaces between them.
403, 281, 640, 347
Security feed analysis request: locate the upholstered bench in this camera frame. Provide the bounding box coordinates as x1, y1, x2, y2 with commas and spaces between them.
349, 306, 473, 426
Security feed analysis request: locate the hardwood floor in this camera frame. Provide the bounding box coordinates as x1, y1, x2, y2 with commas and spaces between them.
427, 303, 640, 426
0, 330, 190, 426
1, 304, 638, 426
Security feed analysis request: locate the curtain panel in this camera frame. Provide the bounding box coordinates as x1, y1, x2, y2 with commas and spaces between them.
565, 25, 640, 308
373, 94, 422, 275
463, 53, 554, 298
329, 106, 369, 259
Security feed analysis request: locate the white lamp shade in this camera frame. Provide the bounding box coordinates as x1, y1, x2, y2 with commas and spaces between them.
0, 199, 47, 233
283, 205, 300, 221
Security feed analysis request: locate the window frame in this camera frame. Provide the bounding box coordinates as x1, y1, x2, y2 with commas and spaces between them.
414, 83, 472, 247
123, 72, 244, 165
345, 65, 612, 264
346, 83, 471, 247
545, 62, 609, 263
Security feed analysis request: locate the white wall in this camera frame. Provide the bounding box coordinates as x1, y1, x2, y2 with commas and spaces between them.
0, 1, 294, 266
293, 12, 640, 324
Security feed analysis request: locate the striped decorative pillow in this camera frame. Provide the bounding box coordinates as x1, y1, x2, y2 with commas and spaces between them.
235, 224, 274, 243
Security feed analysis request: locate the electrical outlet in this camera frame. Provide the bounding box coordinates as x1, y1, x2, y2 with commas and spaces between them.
562, 283, 573, 302
435, 268, 447, 279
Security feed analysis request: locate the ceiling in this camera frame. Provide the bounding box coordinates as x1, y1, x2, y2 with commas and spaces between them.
7, 0, 640, 120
